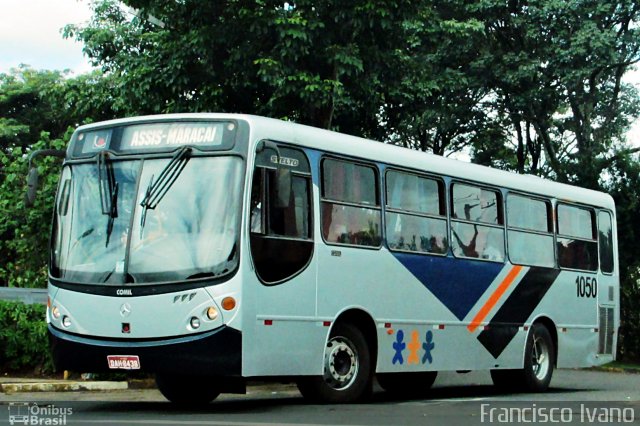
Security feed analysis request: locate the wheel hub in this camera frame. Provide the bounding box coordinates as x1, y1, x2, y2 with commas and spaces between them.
323, 337, 359, 390
531, 333, 550, 381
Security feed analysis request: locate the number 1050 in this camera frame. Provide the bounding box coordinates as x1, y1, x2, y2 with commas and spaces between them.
576, 276, 597, 298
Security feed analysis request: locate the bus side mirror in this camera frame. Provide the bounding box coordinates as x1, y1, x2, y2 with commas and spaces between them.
25, 167, 39, 207
275, 168, 292, 208
24, 149, 66, 208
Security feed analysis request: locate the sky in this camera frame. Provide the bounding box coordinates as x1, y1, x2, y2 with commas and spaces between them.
0, 0, 638, 144
0, 0, 93, 75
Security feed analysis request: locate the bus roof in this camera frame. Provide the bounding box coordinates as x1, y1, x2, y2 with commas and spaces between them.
76, 113, 615, 211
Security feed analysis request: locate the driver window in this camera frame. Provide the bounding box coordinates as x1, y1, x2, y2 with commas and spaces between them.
250, 144, 313, 284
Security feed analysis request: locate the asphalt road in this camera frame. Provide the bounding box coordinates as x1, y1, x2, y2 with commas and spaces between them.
2, 369, 640, 426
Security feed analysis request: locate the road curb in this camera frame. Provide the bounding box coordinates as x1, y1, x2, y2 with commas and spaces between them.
1, 381, 128, 394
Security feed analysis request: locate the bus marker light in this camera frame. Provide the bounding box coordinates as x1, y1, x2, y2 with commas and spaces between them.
62, 315, 71, 328
190, 317, 201, 329
264, 320, 273, 326
122, 323, 130, 333
222, 297, 236, 311
52, 306, 60, 319
438, 324, 445, 330
384, 323, 391, 328
323, 321, 331, 327
206, 307, 219, 320
387, 329, 394, 335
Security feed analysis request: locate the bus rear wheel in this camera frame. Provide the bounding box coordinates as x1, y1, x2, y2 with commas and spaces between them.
490, 323, 555, 393
297, 323, 372, 403
377, 371, 437, 397
155, 373, 221, 406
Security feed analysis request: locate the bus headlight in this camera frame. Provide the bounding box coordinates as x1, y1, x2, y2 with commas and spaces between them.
52, 306, 60, 319
62, 315, 71, 328
206, 306, 219, 321
190, 317, 201, 329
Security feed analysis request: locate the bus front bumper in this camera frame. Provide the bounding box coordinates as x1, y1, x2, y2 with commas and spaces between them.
48, 324, 242, 376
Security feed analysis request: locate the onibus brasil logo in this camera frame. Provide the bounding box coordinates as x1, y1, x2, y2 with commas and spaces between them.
8, 402, 72, 425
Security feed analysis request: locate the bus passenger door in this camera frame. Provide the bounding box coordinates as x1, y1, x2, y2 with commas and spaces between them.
246, 144, 320, 375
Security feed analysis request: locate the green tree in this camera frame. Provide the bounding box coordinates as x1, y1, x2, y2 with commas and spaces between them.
64, 0, 405, 130
469, 0, 640, 181
375, 2, 495, 155
0, 67, 120, 151
0, 135, 66, 288
64, 0, 490, 143
0, 67, 119, 287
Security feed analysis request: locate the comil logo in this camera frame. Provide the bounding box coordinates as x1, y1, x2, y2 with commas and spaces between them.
7, 402, 72, 425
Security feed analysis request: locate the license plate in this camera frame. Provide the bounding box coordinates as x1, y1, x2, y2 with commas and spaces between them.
107, 355, 141, 370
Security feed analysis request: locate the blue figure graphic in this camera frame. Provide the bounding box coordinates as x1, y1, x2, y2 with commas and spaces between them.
422, 330, 435, 364
392, 330, 406, 365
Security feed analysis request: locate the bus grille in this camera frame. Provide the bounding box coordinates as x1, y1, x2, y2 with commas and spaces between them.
598, 306, 615, 355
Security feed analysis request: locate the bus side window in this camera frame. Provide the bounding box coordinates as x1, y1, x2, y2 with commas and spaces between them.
248, 146, 313, 285
598, 211, 614, 274
250, 145, 313, 284
450, 183, 505, 262
385, 170, 448, 255
250, 169, 265, 234
557, 204, 598, 271
506, 194, 555, 268
321, 158, 381, 247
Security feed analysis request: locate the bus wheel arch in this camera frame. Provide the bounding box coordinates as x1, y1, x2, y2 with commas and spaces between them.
297, 309, 377, 403
332, 309, 378, 366
533, 316, 558, 367
490, 319, 556, 393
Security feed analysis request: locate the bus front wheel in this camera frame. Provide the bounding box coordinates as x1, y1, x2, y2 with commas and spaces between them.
155, 373, 221, 406
297, 323, 373, 403
490, 323, 555, 393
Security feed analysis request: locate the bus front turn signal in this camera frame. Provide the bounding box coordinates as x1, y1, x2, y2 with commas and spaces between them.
221, 297, 236, 311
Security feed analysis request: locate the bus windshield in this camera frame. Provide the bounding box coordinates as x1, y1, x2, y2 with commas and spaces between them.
51, 156, 243, 284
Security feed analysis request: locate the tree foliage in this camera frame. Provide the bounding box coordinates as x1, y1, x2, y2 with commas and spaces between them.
469, 0, 640, 183
0, 67, 119, 287
0, 300, 52, 373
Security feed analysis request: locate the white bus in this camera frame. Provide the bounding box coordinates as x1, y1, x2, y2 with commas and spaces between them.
31, 114, 618, 405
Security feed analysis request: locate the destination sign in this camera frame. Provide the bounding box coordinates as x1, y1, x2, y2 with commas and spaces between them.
71, 121, 237, 158
121, 122, 225, 149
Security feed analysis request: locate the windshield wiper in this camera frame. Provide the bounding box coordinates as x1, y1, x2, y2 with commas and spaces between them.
97, 151, 119, 247
139, 146, 192, 235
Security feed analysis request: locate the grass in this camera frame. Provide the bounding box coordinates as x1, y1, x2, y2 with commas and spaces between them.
590, 361, 640, 373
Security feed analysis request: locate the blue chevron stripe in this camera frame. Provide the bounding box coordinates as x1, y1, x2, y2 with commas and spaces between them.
393, 253, 503, 320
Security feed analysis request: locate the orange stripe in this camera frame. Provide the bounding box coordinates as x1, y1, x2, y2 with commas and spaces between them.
467, 265, 524, 333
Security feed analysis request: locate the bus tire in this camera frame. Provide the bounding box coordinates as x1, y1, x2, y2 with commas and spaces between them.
377, 371, 437, 397
522, 323, 555, 392
490, 323, 555, 393
297, 323, 373, 403
155, 373, 221, 406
